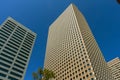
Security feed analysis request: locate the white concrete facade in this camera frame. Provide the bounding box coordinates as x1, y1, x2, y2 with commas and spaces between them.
0, 17, 36, 80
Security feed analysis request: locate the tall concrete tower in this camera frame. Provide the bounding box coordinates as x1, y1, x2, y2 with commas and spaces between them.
108, 57, 120, 80
44, 4, 115, 80
0, 17, 36, 80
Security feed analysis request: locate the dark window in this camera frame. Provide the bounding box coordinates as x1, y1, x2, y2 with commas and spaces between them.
0, 73, 6, 77
0, 57, 12, 64
14, 63, 24, 70
10, 71, 22, 78
91, 78, 94, 80
2, 49, 16, 57
0, 67, 8, 72
16, 60, 26, 66
0, 62, 10, 68
18, 53, 28, 59
4, 46, 17, 54
12, 67, 24, 74
8, 76, 18, 80
17, 56, 27, 62
1, 53, 14, 60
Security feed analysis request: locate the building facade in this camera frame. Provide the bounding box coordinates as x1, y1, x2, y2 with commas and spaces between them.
108, 57, 120, 80
0, 17, 36, 80
44, 4, 115, 80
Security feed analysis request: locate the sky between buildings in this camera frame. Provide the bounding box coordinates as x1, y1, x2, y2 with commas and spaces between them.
0, 0, 120, 80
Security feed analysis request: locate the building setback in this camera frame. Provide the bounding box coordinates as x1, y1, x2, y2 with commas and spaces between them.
108, 57, 120, 80
0, 17, 36, 80
44, 4, 115, 80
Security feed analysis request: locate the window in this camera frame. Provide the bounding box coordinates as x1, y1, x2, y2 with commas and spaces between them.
91, 78, 94, 80
90, 73, 93, 76
12, 67, 23, 74
0, 62, 10, 68
8, 76, 18, 80
10, 71, 22, 78
0, 73, 6, 77
0, 67, 8, 72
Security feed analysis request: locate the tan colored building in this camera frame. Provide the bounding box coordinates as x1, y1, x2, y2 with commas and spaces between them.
108, 57, 120, 80
44, 4, 115, 80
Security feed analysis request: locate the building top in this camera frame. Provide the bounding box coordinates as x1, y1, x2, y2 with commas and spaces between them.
49, 3, 84, 29
1, 17, 36, 36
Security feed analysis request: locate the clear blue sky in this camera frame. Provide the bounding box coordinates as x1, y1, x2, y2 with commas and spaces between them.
0, 0, 120, 80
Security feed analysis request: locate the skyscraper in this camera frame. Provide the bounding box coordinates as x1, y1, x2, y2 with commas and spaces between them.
108, 57, 120, 80
44, 4, 115, 80
0, 17, 36, 80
